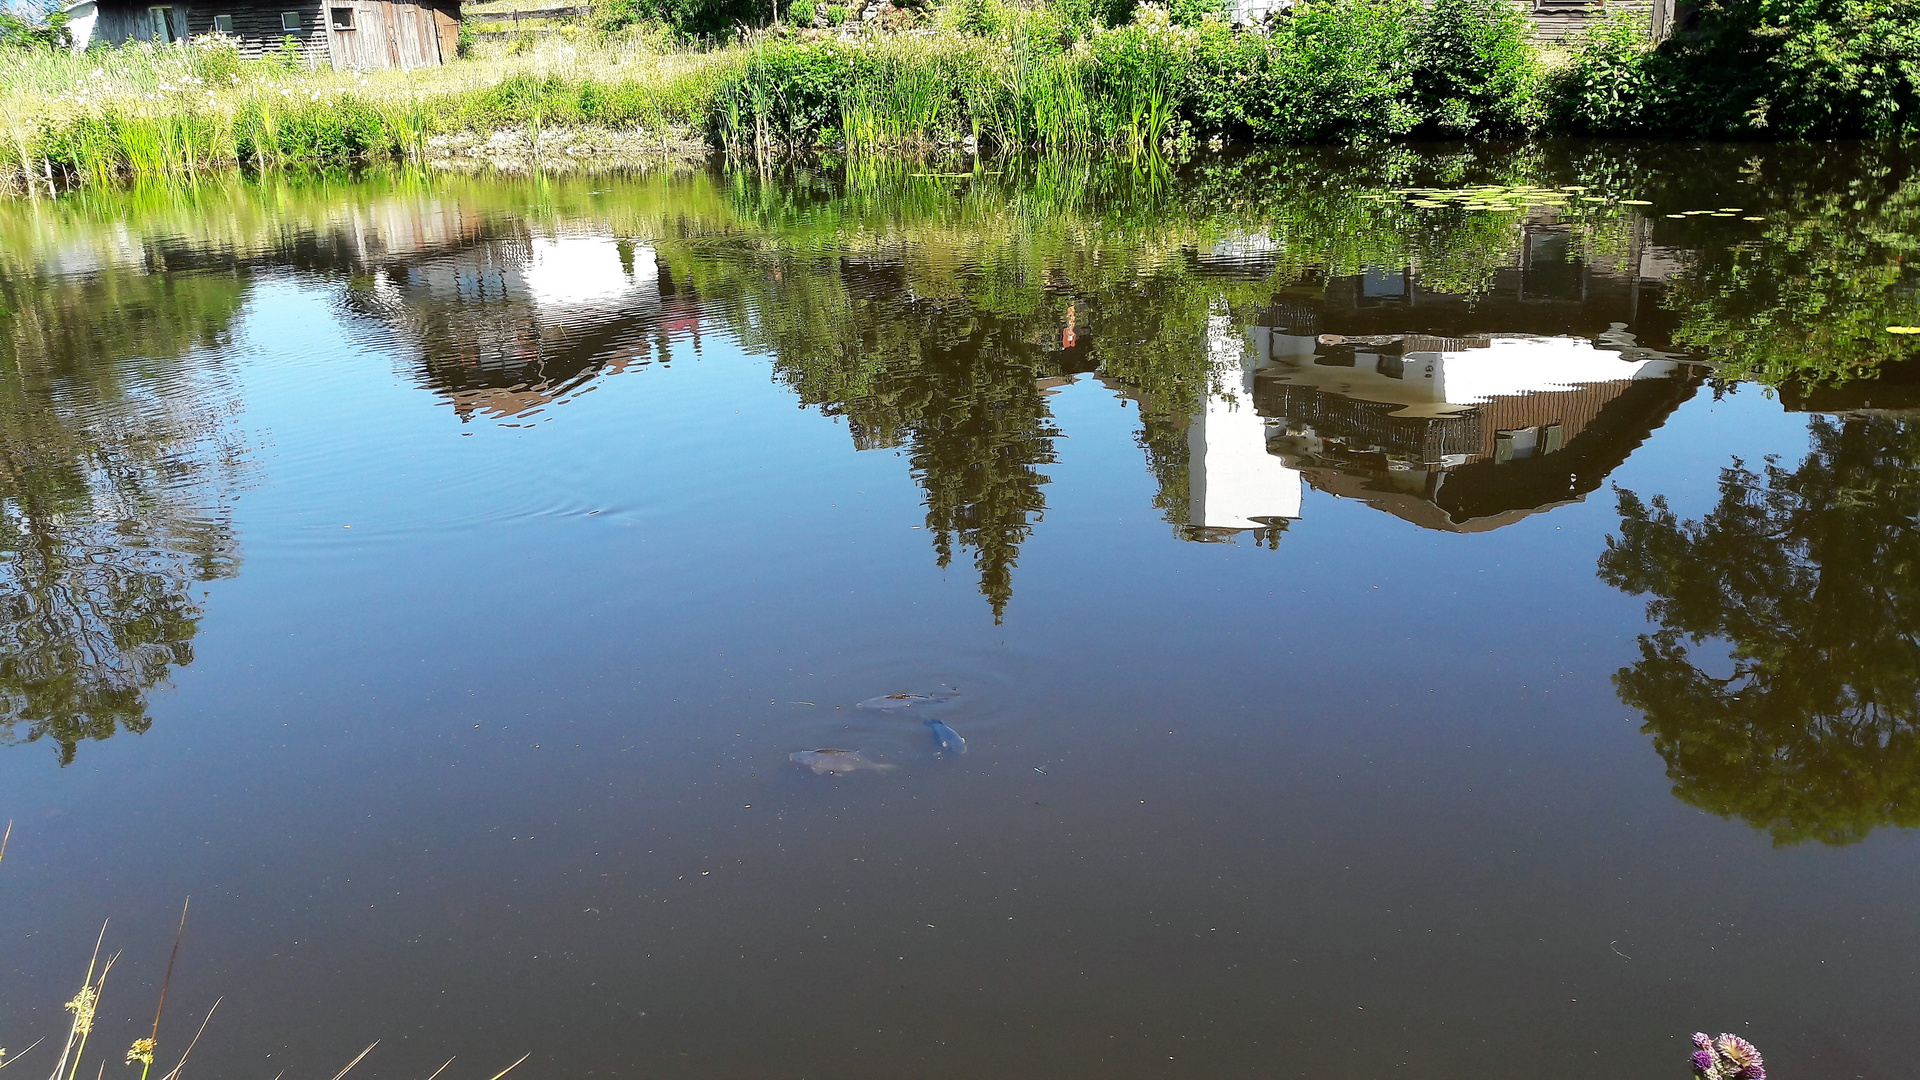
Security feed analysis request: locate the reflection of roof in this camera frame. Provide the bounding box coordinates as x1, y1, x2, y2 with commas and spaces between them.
1263, 370, 1701, 531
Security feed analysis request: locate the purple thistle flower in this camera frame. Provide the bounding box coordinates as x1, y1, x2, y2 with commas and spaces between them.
1715, 1034, 1764, 1073
1692, 1033, 1716, 1053
1691, 1050, 1717, 1074
1738, 1067, 1765, 1080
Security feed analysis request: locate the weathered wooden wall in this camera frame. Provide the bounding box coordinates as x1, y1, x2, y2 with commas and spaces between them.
325, 0, 456, 71
1524, 0, 1669, 46
77, 0, 455, 68
83, 0, 330, 63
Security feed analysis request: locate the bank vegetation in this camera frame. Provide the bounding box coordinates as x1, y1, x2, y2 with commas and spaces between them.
1, 0, 1918, 189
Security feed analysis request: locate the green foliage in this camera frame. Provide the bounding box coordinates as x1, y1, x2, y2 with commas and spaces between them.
0, 0, 67, 49
1668, 0, 1920, 137
1551, 0, 1920, 138
1087, 7, 1183, 151
189, 36, 245, 85
948, 0, 1009, 36
1163, 0, 1225, 26
1662, 147, 1920, 387
593, 0, 643, 31
1409, 0, 1541, 136
1601, 416, 1920, 845
1186, 0, 1420, 143
823, 3, 849, 24
1046, 0, 1138, 32
1547, 14, 1663, 134
788, 0, 818, 23
625, 0, 775, 41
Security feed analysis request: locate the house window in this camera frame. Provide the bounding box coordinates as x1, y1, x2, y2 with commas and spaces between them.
148, 5, 175, 41
330, 6, 354, 27
211, 12, 233, 31
281, 10, 301, 29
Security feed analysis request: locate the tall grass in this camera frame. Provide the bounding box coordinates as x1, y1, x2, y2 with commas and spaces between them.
0, 0, 1638, 190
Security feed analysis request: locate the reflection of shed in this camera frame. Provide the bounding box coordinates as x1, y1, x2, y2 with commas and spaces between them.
65, 0, 459, 69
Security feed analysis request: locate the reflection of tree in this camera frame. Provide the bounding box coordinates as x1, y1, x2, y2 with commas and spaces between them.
901, 320, 1059, 622
0, 268, 246, 765
1662, 147, 1920, 388
1599, 415, 1920, 845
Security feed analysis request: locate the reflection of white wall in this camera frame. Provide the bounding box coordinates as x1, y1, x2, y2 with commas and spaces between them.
524, 236, 658, 309
1253, 328, 1677, 417
1190, 315, 1303, 529
1433, 336, 1677, 403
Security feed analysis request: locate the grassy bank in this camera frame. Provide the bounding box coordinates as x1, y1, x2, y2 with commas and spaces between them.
3, 0, 1919, 190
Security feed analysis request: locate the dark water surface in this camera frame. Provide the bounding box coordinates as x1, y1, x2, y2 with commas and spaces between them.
3, 143, 1918, 1080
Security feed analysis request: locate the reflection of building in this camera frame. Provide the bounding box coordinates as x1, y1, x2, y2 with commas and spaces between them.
1173, 228, 1703, 534
351, 232, 683, 421
1252, 330, 1697, 531
1187, 314, 1301, 530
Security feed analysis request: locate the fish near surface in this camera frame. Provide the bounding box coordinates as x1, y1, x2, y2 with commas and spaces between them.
790, 749, 897, 775
925, 719, 967, 755
856, 691, 958, 712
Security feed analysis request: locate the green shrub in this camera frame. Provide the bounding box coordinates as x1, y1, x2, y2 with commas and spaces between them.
788, 0, 817, 23
948, 0, 1009, 35
189, 36, 244, 85
1661, 0, 1920, 137
1163, 0, 1225, 26
1409, 0, 1541, 136
1087, 8, 1188, 150
711, 39, 858, 147
1189, 0, 1418, 144
622, 0, 775, 41
593, 0, 642, 31
823, 3, 848, 23
1546, 14, 1661, 134
1046, 0, 1136, 32
0, 0, 66, 48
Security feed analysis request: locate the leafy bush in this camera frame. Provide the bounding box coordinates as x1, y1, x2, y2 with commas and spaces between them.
1663, 0, 1920, 137
1190, 0, 1419, 144
823, 3, 849, 23
788, 0, 818, 23
0, 0, 66, 49
1546, 13, 1659, 133
619, 0, 774, 40
1087, 7, 1187, 149
188, 35, 244, 85
593, 0, 643, 30
712, 38, 859, 146
1163, 0, 1225, 26
1047, 0, 1139, 32
947, 0, 1010, 35
1409, 0, 1541, 136
1546, 0, 1920, 138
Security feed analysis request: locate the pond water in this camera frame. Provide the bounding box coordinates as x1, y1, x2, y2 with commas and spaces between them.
2, 142, 1918, 1080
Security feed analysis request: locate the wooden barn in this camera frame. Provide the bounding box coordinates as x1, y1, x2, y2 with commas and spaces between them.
65, 0, 461, 69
